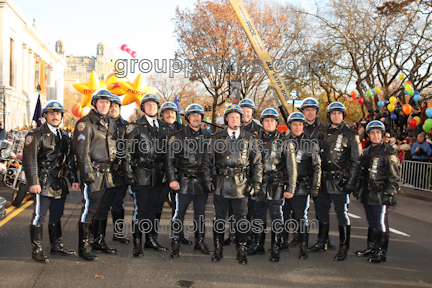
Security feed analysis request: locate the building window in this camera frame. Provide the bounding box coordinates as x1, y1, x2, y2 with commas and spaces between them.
10, 38, 15, 87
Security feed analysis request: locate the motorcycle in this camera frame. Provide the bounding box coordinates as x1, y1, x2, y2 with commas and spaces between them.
6, 155, 28, 207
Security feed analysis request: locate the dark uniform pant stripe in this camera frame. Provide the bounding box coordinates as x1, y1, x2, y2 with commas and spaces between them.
364, 204, 389, 232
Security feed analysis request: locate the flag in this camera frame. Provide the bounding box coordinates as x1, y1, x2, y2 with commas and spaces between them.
32, 94, 42, 127
174, 96, 182, 123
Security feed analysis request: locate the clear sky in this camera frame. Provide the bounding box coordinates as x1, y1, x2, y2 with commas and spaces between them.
13, 0, 314, 60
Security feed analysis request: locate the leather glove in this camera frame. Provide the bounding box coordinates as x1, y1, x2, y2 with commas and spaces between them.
84, 172, 95, 185
311, 188, 319, 199
249, 183, 261, 197
353, 190, 359, 199
205, 182, 215, 193
124, 173, 135, 185
382, 193, 393, 206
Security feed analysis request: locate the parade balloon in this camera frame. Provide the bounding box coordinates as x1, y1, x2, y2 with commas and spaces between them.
399, 74, 405, 81
426, 108, 432, 118
378, 100, 384, 108
387, 104, 395, 112
405, 84, 412, 91
407, 88, 414, 96
413, 94, 421, 102
372, 89, 376, 94
351, 91, 356, 97
366, 90, 372, 97
389, 97, 396, 104
404, 89, 409, 95
423, 125, 431, 133
402, 104, 412, 115
424, 119, 432, 132
410, 119, 418, 129
73, 71, 106, 108
120, 74, 158, 106
406, 81, 412, 86
374, 87, 380, 94
384, 100, 389, 105
390, 114, 397, 121
414, 116, 421, 124
414, 90, 419, 95
358, 98, 364, 105
72, 103, 90, 118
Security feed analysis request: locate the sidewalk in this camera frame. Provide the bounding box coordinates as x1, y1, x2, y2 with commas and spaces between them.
399, 185, 432, 202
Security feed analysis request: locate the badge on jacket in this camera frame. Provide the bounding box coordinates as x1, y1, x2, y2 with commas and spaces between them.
355, 135, 360, 144
25, 135, 34, 146
77, 122, 86, 132
390, 155, 398, 163
126, 124, 134, 134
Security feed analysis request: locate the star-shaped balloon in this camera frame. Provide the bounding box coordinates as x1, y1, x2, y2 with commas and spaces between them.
73, 71, 105, 108
119, 74, 158, 106
106, 73, 131, 96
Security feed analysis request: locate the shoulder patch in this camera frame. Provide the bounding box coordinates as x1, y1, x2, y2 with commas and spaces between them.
390, 155, 398, 163
126, 124, 135, 134
168, 135, 176, 145
355, 135, 360, 144
25, 135, 34, 146
77, 122, 86, 132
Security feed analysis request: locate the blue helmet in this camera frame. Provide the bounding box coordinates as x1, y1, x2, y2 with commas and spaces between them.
327, 102, 346, 123
111, 95, 122, 106
260, 108, 280, 123
224, 104, 244, 125
287, 112, 306, 124
140, 94, 160, 112
42, 101, 64, 114
366, 120, 386, 134
91, 89, 113, 106
160, 102, 178, 117
239, 99, 256, 112
185, 104, 204, 123
300, 97, 319, 111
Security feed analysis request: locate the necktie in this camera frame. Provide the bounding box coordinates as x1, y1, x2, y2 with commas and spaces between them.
153, 120, 159, 134
231, 133, 236, 140
55, 129, 61, 146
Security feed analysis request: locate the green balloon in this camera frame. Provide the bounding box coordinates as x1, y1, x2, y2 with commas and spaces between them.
366, 90, 372, 97
408, 88, 414, 96
425, 119, 432, 130
403, 83, 408, 89
424, 125, 431, 133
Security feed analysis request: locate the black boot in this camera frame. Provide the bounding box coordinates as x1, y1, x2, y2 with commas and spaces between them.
269, 230, 281, 262
89, 216, 95, 246
236, 229, 248, 265
334, 225, 350, 261
327, 237, 336, 250
194, 221, 212, 254
92, 219, 117, 254
144, 219, 168, 251
112, 209, 130, 244
288, 231, 300, 246
30, 224, 49, 263
246, 223, 266, 255
48, 222, 76, 256
246, 214, 255, 249
309, 222, 329, 252
78, 222, 98, 261
369, 231, 389, 263
170, 221, 181, 258
153, 213, 161, 241
132, 222, 144, 257
356, 227, 379, 257
223, 229, 236, 246
211, 230, 224, 262
280, 228, 289, 250
299, 226, 309, 260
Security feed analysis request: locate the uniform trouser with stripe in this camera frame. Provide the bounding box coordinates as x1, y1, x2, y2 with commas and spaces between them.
130, 185, 162, 221
283, 195, 310, 230
213, 194, 248, 234
253, 199, 284, 230
363, 204, 389, 232
156, 186, 170, 215
172, 193, 209, 222
79, 184, 106, 224
31, 194, 66, 225
315, 191, 350, 226
95, 185, 128, 220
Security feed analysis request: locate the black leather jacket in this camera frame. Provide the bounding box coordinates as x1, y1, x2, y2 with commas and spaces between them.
72, 109, 117, 192
165, 121, 186, 136
255, 129, 297, 201
165, 125, 211, 195
320, 123, 362, 194
123, 116, 170, 187
23, 123, 77, 198
201, 128, 263, 199
243, 119, 262, 137
286, 133, 321, 196
359, 142, 400, 206
112, 116, 129, 188
304, 119, 325, 141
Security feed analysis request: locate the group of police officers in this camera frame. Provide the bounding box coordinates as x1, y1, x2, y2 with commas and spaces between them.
22, 89, 400, 265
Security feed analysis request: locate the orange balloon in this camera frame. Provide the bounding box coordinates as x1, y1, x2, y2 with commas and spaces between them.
429, 103, 432, 108
406, 81, 412, 86
402, 104, 412, 115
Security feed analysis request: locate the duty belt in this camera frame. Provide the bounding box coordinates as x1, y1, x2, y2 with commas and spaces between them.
179, 167, 200, 178
262, 170, 284, 183
138, 161, 163, 170
296, 175, 311, 186
217, 167, 249, 176
92, 162, 112, 173
322, 170, 344, 180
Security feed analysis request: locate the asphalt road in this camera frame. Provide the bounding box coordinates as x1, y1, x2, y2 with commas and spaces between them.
0, 184, 431, 288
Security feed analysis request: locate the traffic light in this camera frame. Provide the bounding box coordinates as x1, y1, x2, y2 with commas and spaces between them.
208, 105, 212, 112
204, 105, 209, 112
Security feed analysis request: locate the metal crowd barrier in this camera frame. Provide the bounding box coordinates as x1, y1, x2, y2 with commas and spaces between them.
399, 160, 432, 192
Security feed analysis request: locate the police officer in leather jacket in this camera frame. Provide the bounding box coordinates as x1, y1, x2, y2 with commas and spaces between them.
355, 121, 400, 263
23, 101, 79, 263
94, 95, 130, 245
202, 104, 263, 265
165, 104, 212, 259
123, 94, 170, 257
245, 108, 297, 263
73, 89, 117, 261
283, 112, 321, 260
309, 102, 362, 261
157, 102, 191, 246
